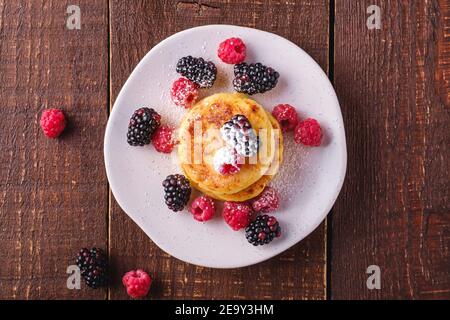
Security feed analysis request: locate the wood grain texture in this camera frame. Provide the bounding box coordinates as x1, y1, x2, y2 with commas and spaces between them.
109, 0, 329, 299
331, 0, 450, 299
0, 0, 109, 299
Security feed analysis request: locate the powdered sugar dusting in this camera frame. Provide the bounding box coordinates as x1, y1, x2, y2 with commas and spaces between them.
271, 137, 311, 204
212, 146, 241, 174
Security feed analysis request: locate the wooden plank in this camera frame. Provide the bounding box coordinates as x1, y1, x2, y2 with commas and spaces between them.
332, 0, 450, 299
109, 0, 329, 299
0, 0, 109, 299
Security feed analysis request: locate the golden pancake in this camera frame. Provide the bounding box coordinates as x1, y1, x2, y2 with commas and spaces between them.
178, 93, 276, 195
189, 113, 283, 201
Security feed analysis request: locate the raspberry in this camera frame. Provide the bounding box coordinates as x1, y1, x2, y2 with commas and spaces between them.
218, 37, 246, 64
40, 108, 66, 138
213, 147, 243, 175
294, 118, 322, 146
190, 196, 215, 222
272, 104, 299, 132
251, 187, 280, 213
222, 201, 253, 231
122, 269, 152, 299
152, 125, 174, 153
170, 77, 199, 109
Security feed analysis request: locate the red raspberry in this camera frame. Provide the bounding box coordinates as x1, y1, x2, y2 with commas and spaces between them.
152, 125, 174, 153
272, 104, 299, 132
223, 201, 253, 231
122, 269, 152, 299
219, 163, 241, 175
294, 118, 322, 146
39, 108, 66, 138
170, 77, 199, 109
190, 196, 215, 222
251, 187, 280, 213
218, 37, 246, 64
213, 147, 243, 175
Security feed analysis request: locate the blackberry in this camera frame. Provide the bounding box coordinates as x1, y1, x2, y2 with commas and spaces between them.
76, 248, 108, 288
233, 62, 279, 95
176, 56, 217, 88
127, 107, 161, 146
220, 114, 259, 157
245, 215, 281, 246
162, 174, 191, 212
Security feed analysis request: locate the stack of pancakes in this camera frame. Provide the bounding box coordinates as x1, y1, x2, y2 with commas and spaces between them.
178, 93, 283, 201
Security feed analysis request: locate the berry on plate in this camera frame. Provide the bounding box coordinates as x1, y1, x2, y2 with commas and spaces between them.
213, 147, 242, 175
162, 174, 191, 212
223, 201, 253, 231
294, 118, 322, 146
152, 125, 175, 153
251, 187, 280, 213
190, 196, 215, 222
40, 108, 66, 138
127, 107, 161, 146
245, 215, 281, 246
170, 77, 199, 109
217, 37, 246, 64
176, 56, 217, 88
220, 114, 259, 157
233, 62, 279, 95
122, 269, 152, 299
272, 104, 299, 132
76, 248, 108, 289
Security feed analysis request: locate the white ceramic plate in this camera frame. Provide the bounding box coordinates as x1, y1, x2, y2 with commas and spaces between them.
104, 25, 346, 268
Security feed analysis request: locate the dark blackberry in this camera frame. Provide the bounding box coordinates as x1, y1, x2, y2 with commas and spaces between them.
220, 114, 259, 157
127, 107, 161, 146
176, 56, 217, 88
162, 174, 191, 212
233, 62, 279, 95
245, 215, 281, 246
76, 248, 108, 288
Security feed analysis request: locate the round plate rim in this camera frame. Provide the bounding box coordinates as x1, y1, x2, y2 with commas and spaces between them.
104, 24, 347, 268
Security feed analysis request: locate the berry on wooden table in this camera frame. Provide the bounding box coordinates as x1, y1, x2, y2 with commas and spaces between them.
76, 247, 108, 289
122, 269, 152, 299
40, 108, 66, 138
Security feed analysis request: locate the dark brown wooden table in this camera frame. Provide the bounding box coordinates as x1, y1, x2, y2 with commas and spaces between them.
0, 0, 448, 300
